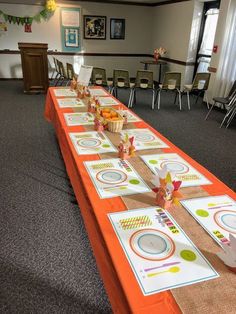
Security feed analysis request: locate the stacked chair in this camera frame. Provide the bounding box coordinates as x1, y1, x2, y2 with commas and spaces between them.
219, 94, 236, 128
129, 70, 156, 109
183, 72, 211, 109
205, 80, 236, 120
157, 72, 182, 110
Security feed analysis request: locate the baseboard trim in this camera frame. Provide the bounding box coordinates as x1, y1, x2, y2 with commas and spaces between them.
0, 78, 23, 80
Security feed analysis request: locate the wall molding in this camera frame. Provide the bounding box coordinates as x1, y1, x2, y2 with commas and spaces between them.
208, 67, 217, 73
0, 50, 195, 66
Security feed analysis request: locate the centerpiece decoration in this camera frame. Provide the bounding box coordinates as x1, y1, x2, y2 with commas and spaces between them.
118, 133, 135, 160
154, 47, 167, 62
88, 96, 99, 113
95, 108, 124, 133
151, 166, 182, 210
217, 234, 236, 273
70, 78, 77, 90
76, 84, 90, 99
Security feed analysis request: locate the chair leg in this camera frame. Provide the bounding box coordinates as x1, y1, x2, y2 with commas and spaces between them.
177, 90, 182, 110
205, 91, 209, 109
205, 102, 215, 120
220, 107, 233, 128
226, 107, 236, 128
174, 92, 178, 104
152, 89, 155, 110
128, 89, 133, 108
187, 91, 190, 110
158, 90, 161, 109
54, 74, 62, 86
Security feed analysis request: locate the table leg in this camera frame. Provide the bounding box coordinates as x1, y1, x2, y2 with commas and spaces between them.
159, 64, 162, 83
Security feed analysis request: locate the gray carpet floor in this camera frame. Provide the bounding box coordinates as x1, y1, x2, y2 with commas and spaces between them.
0, 81, 235, 314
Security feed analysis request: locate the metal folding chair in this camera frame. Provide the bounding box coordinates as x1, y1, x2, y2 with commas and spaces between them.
205, 80, 236, 120
220, 94, 236, 128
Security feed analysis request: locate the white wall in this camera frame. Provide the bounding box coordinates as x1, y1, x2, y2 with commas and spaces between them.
151, 1, 195, 85
152, 1, 194, 61
0, 1, 154, 78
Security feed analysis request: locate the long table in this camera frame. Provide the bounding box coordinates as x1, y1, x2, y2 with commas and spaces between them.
45, 87, 236, 314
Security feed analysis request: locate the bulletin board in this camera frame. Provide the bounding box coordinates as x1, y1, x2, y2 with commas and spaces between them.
60, 7, 81, 52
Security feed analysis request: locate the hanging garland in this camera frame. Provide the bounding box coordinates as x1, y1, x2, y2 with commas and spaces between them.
0, 0, 56, 30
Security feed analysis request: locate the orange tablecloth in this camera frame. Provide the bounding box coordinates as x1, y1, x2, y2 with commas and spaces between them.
44, 87, 235, 314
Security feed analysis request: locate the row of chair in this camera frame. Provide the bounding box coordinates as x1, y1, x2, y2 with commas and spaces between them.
50, 57, 76, 86
92, 68, 211, 110
50, 60, 236, 127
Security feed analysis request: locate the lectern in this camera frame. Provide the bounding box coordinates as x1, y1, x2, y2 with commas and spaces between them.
18, 43, 49, 94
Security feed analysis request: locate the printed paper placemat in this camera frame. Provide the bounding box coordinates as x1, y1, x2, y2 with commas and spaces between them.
69, 131, 117, 155
108, 207, 219, 295
181, 195, 236, 246
64, 112, 94, 126
141, 153, 212, 187
88, 88, 109, 97
119, 110, 141, 122
57, 98, 85, 108
54, 89, 77, 97
98, 96, 120, 106
84, 158, 151, 198
120, 129, 169, 150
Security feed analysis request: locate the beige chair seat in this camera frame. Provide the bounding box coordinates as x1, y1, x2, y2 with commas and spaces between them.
184, 84, 192, 91
130, 82, 135, 88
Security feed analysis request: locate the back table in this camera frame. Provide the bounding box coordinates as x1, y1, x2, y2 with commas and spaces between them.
45, 87, 236, 314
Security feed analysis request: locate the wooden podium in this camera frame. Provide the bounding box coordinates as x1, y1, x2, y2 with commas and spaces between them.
18, 43, 49, 94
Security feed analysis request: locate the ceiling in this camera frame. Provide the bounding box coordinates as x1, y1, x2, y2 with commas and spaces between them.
0, 0, 174, 6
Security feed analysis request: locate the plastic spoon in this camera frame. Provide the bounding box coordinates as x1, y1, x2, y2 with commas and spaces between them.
147, 266, 180, 278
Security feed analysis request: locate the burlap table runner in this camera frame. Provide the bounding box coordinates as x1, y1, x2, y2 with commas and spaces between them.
73, 101, 236, 314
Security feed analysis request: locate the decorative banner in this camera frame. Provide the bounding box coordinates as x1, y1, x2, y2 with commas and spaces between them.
108, 207, 219, 295
0, 1, 56, 31
0, 22, 7, 33
181, 195, 236, 247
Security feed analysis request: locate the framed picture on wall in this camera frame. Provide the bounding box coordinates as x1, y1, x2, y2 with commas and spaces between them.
84, 15, 106, 39
65, 28, 79, 47
110, 18, 125, 40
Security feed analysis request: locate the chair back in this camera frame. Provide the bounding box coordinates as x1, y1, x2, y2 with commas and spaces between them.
66, 63, 75, 80
91, 67, 107, 86
53, 57, 59, 72
135, 70, 154, 89
113, 69, 130, 88
162, 72, 181, 90
56, 60, 66, 77
192, 72, 211, 90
